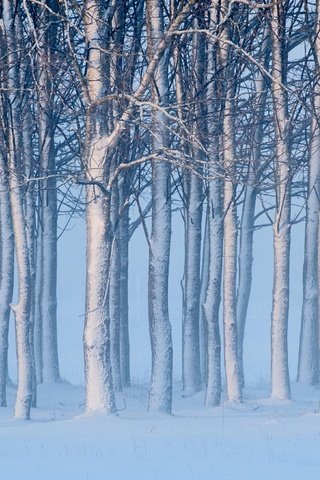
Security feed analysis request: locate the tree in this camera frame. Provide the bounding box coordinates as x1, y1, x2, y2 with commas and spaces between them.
270, 0, 291, 400
181, 6, 205, 397
146, 0, 173, 413
297, 0, 320, 386
0, 112, 14, 407
82, 0, 117, 413
36, 0, 61, 384
202, 0, 223, 408
220, 0, 242, 403
2, 0, 34, 419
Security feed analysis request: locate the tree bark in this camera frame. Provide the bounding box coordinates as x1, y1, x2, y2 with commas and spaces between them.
182, 12, 205, 396
109, 176, 122, 392
37, 1, 61, 384
203, 172, 223, 407
220, 0, 242, 403
236, 28, 270, 387
270, 1, 291, 400
83, 0, 117, 414
22, 98, 37, 406
0, 151, 14, 407
199, 210, 209, 384
85, 183, 116, 412
3, 0, 33, 420
203, 0, 223, 407
147, 0, 173, 414
34, 229, 43, 384
119, 177, 130, 388
182, 171, 202, 395
297, 2, 320, 385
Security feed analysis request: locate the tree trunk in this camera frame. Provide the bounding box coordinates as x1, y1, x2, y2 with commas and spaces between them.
182, 13, 205, 396
119, 179, 130, 388
83, 0, 116, 414
182, 172, 202, 395
147, 0, 173, 414
221, 0, 242, 403
109, 177, 122, 392
0, 154, 14, 407
3, 0, 33, 420
202, 0, 223, 407
203, 173, 223, 407
85, 181, 116, 413
270, 1, 291, 400
236, 183, 255, 388
297, 3, 320, 385
34, 230, 43, 384
199, 210, 209, 384
22, 102, 37, 406
37, 2, 60, 384
10, 184, 33, 420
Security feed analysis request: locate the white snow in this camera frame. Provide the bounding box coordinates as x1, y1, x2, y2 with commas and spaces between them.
1, 381, 320, 480
2, 193, 308, 479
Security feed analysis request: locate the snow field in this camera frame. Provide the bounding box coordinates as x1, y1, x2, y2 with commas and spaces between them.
0, 382, 319, 480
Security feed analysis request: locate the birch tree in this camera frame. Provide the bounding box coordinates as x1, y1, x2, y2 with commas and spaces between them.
0, 119, 14, 407
146, 0, 173, 413
181, 9, 205, 397
82, 0, 117, 413
297, 1, 320, 385
270, 0, 291, 400
202, 0, 223, 407
2, 0, 33, 419
220, 0, 242, 403
108, 1, 126, 394
36, 0, 61, 384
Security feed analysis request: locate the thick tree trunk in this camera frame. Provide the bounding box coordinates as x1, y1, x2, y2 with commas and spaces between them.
236, 184, 255, 388
10, 185, 33, 420
0, 155, 14, 407
270, 2, 291, 400
37, 3, 60, 384
108, 5, 123, 393
147, 0, 173, 414
297, 4, 320, 385
182, 172, 202, 395
199, 211, 209, 384
22, 104, 37, 406
40, 179, 59, 383
109, 178, 122, 392
148, 160, 172, 413
182, 14, 205, 396
34, 229, 43, 384
3, 0, 33, 420
271, 229, 291, 399
83, 0, 116, 414
203, 175, 223, 407
203, 0, 223, 407
119, 181, 130, 388
223, 174, 241, 402
298, 134, 320, 384
84, 182, 116, 413
221, 0, 242, 403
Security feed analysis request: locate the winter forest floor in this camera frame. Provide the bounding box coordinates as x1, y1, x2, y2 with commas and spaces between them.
1, 382, 320, 480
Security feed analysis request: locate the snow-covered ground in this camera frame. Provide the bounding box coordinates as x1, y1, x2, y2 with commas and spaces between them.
2, 211, 312, 479
1, 381, 320, 480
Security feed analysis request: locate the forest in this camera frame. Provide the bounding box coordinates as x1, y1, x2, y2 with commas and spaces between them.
0, 0, 319, 430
